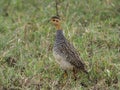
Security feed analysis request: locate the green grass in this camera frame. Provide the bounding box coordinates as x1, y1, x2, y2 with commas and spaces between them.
0, 0, 120, 90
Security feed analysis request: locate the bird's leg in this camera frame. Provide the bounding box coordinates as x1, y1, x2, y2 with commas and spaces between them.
73, 68, 77, 81
63, 70, 68, 78
59, 70, 68, 79
58, 70, 68, 84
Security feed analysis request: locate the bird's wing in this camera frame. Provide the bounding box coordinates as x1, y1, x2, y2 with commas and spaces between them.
57, 39, 86, 70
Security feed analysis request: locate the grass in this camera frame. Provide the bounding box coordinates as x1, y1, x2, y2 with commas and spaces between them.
0, 0, 120, 90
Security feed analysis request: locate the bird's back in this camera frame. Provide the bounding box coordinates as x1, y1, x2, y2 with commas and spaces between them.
53, 30, 88, 73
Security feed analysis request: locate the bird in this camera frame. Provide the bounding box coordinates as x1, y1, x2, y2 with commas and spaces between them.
50, 16, 88, 80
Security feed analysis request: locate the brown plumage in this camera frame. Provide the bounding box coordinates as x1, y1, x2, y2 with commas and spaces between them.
50, 16, 88, 80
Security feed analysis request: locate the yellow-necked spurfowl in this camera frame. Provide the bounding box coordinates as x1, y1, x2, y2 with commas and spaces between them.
50, 16, 88, 80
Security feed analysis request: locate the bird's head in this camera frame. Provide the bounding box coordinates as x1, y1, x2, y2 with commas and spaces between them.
50, 16, 61, 30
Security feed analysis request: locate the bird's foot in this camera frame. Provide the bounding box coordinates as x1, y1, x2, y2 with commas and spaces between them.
63, 70, 68, 79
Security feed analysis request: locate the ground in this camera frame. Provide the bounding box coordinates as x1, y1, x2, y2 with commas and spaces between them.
0, 0, 120, 90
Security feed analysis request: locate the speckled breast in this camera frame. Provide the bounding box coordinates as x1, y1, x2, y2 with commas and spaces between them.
53, 47, 73, 70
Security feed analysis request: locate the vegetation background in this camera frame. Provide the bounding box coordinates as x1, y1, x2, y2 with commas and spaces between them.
0, 0, 120, 90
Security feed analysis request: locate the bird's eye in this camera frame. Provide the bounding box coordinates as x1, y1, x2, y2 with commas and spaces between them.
56, 20, 58, 22
53, 20, 55, 21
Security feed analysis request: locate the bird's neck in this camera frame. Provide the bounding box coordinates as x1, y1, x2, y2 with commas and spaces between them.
55, 30, 66, 45
56, 30, 63, 34
56, 30, 64, 40
55, 25, 62, 30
